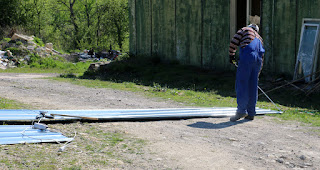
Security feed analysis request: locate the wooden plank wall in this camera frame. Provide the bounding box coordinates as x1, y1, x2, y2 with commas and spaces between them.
262, 0, 320, 76
130, 0, 320, 76
130, 0, 230, 70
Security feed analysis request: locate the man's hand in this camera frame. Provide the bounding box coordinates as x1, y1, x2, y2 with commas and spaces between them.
229, 55, 236, 65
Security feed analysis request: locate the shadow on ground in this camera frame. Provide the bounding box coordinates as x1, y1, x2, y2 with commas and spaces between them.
187, 119, 251, 129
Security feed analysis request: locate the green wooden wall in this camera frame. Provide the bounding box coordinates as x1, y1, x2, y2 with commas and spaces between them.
152, 0, 176, 60
297, 0, 320, 69
130, 0, 320, 76
261, 0, 320, 76
129, 0, 230, 69
202, 0, 230, 69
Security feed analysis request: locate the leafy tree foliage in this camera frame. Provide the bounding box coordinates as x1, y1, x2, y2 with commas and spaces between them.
0, 0, 21, 27
0, 0, 129, 52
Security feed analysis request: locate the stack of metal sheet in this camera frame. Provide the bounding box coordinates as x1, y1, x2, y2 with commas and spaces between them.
0, 107, 281, 145
0, 107, 281, 122
0, 125, 73, 145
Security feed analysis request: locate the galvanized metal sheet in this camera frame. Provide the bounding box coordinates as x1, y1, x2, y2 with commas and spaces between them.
0, 107, 281, 122
0, 125, 73, 145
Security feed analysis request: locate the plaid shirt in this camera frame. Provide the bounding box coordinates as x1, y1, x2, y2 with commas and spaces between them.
229, 26, 263, 57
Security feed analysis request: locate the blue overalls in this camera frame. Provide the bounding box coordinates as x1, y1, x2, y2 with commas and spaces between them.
236, 37, 265, 116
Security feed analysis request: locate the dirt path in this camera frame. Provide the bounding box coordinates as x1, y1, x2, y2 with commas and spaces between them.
0, 73, 319, 169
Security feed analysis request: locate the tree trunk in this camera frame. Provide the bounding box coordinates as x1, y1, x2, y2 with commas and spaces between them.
58, 0, 79, 48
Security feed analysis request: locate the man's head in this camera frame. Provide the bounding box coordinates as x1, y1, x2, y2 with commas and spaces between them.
248, 24, 259, 33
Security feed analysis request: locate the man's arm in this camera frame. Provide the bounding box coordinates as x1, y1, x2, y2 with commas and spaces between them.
229, 29, 244, 63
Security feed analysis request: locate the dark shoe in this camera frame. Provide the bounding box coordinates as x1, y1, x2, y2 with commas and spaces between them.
244, 115, 254, 121
230, 112, 248, 122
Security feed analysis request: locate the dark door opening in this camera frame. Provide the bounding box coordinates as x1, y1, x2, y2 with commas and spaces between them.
234, 0, 261, 31
230, 0, 262, 39
251, 0, 261, 17
237, 0, 247, 31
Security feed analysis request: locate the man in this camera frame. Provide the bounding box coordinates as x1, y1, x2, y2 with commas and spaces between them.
229, 24, 265, 121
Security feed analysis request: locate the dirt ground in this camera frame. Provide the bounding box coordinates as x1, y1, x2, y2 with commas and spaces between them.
0, 73, 319, 170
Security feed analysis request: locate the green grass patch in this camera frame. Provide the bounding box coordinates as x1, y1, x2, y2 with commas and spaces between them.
0, 97, 30, 109
273, 108, 320, 126
33, 37, 45, 47
0, 54, 92, 74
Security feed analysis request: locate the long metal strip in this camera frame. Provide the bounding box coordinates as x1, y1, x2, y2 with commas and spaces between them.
0, 107, 281, 122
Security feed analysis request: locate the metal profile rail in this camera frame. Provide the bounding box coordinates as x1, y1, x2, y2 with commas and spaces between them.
0, 107, 282, 122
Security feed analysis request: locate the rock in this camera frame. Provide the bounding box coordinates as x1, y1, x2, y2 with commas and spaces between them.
27, 46, 35, 51
267, 154, 276, 159
155, 158, 163, 161
88, 62, 109, 71
45, 43, 53, 50
45, 47, 52, 53
298, 163, 312, 168
88, 63, 100, 71
285, 162, 295, 168
276, 158, 284, 163
280, 155, 287, 159
303, 163, 313, 167
0, 50, 5, 57
6, 50, 13, 57
36, 48, 41, 53
299, 155, 306, 160
228, 138, 239, 141
0, 64, 6, 70
11, 33, 34, 42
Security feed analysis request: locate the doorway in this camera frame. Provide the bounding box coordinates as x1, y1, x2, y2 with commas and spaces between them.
230, 0, 261, 38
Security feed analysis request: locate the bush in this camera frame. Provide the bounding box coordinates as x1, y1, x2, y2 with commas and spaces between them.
15, 41, 23, 46
5, 47, 22, 55
28, 53, 41, 65
33, 37, 44, 47
24, 53, 92, 73
1, 38, 11, 43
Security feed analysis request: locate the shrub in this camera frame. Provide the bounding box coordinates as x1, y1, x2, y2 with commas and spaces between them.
25, 53, 92, 73
15, 41, 23, 46
1, 38, 11, 43
33, 37, 44, 47
5, 47, 22, 55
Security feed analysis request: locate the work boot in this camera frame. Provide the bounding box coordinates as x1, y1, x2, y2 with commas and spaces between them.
244, 115, 254, 121
230, 112, 248, 122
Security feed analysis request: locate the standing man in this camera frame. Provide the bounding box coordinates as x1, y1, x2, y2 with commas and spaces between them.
229, 24, 265, 121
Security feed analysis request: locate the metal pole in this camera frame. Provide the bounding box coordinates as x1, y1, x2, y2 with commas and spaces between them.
257, 86, 282, 112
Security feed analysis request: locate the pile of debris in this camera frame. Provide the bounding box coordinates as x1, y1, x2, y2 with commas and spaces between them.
0, 33, 64, 70
0, 33, 123, 70
76, 49, 122, 62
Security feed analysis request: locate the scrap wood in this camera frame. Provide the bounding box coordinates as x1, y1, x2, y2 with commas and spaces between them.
306, 81, 320, 96
259, 70, 320, 96
284, 80, 305, 93
50, 113, 98, 120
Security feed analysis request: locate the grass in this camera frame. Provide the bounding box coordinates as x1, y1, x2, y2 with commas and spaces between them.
0, 54, 93, 74
0, 97, 30, 109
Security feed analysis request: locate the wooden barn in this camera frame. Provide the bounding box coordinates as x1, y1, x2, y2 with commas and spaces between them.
129, 0, 320, 78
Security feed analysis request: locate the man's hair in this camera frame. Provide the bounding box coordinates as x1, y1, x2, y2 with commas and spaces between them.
248, 24, 259, 32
